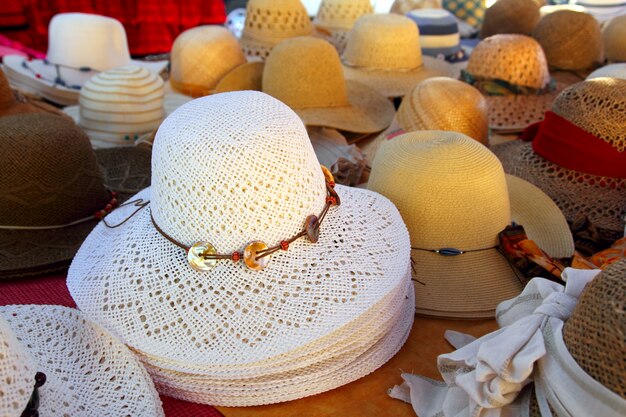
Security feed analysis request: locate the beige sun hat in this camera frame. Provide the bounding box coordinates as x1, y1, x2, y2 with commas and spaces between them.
263, 36, 395, 134
313, 0, 373, 53
479, 0, 541, 39
170, 25, 247, 98
240, 0, 314, 61
391, 0, 443, 14
368, 131, 574, 318
341, 14, 457, 98
603, 15, 626, 63
532, 10, 603, 71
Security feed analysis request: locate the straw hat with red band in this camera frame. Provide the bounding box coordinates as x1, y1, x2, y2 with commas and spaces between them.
493, 77, 626, 238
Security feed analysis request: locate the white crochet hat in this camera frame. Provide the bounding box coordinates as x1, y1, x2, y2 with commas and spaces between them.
67, 90, 413, 406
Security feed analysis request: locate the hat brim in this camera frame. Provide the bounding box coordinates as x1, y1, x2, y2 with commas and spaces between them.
342, 56, 459, 98
0, 305, 163, 416
0, 147, 151, 279
214, 62, 264, 93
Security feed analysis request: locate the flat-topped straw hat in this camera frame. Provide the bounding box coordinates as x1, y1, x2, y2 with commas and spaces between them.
479, 0, 540, 39
313, 0, 373, 53
240, 0, 314, 60
0, 68, 66, 118
603, 15, 626, 63
342, 14, 457, 98
0, 305, 164, 417
368, 131, 574, 318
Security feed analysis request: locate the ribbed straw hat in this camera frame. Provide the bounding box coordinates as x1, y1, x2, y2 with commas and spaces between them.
587, 63, 626, 80
0, 68, 66, 117
532, 10, 603, 71
479, 0, 540, 39
313, 0, 373, 53
493, 78, 626, 236
240, 0, 314, 60
391, 0, 443, 14
342, 14, 456, 98
368, 131, 574, 318
263, 36, 394, 134
603, 15, 626, 63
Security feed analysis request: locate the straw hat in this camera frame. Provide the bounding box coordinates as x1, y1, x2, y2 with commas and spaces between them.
313, 0, 373, 53
532, 10, 603, 71
0, 305, 164, 416
67, 91, 413, 405
170, 26, 247, 98
603, 15, 626, 63
368, 131, 574, 318
0, 68, 66, 118
391, 0, 442, 14
539, 4, 587, 16
2, 13, 167, 106
341, 14, 457, 98
264, 36, 394, 134
0, 113, 151, 279
479, 0, 540, 39
587, 63, 626, 80
213, 61, 264, 93
493, 78, 626, 237
240, 0, 314, 60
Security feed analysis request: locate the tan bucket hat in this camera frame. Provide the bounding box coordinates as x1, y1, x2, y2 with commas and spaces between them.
368, 131, 574, 318
170, 25, 247, 98
603, 14, 626, 63
314, 0, 373, 53
479, 0, 540, 39
342, 14, 457, 98
0, 68, 67, 118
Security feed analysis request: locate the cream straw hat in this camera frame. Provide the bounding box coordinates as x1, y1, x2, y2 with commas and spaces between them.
63, 66, 190, 148
479, 0, 540, 39
368, 131, 574, 318
342, 14, 457, 98
603, 14, 626, 63
313, 0, 373, 53
0, 305, 163, 417
67, 91, 413, 405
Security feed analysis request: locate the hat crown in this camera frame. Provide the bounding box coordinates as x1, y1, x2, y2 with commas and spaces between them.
46, 13, 131, 71
243, 0, 313, 39
343, 14, 423, 70
480, 0, 540, 38
467, 34, 550, 89
603, 15, 626, 63
314, 0, 373, 30
263, 37, 349, 109
151, 91, 326, 252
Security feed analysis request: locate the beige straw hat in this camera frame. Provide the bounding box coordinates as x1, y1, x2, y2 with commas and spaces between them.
263, 36, 394, 134
532, 10, 603, 71
341, 14, 457, 98
603, 15, 626, 63
313, 0, 373, 53
240, 0, 314, 60
391, 0, 443, 14
368, 131, 574, 318
170, 26, 246, 98
479, 0, 541, 39
213, 61, 264, 93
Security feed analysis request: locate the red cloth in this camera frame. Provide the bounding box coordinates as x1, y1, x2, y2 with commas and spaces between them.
0, 274, 225, 417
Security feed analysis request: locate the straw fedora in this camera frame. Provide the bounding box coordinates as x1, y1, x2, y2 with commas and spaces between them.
67, 91, 413, 405
479, 0, 540, 39
603, 15, 626, 63
0, 113, 151, 279
2, 13, 167, 106
313, 0, 373, 54
240, 0, 314, 60
263, 36, 394, 134
170, 26, 247, 98
587, 63, 626, 80
342, 14, 457, 98
493, 78, 626, 238
0, 68, 67, 118
391, 0, 443, 14
63, 66, 190, 148
0, 305, 164, 416
368, 131, 574, 318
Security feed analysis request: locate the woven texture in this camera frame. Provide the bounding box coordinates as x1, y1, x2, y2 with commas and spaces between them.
442, 0, 484, 27
533, 10, 603, 70
480, 0, 540, 39
0, 315, 35, 417
391, 0, 442, 14
315, 0, 373, 30
603, 15, 626, 63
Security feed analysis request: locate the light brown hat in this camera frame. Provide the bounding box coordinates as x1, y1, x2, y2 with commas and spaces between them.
240, 0, 314, 60
480, 0, 541, 39
263, 36, 395, 134
0, 68, 66, 118
603, 15, 626, 63
532, 10, 603, 71
170, 26, 246, 98
391, 0, 442, 14
213, 61, 264, 94
342, 14, 457, 98
314, 0, 373, 53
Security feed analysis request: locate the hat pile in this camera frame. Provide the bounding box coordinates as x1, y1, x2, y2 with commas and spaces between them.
314, 0, 373, 53
67, 91, 414, 406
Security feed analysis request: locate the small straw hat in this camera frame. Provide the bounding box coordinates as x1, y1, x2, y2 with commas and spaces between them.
391, 0, 443, 14
532, 10, 603, 71
479, 0, 540, 39
263, 36, 395, 134
240, 0, 314, 60
341, 14, 457, 98
603, 15, 626, 63
170, 26, 247, 98
587, 63, 626, 80
0, 68, 66, 118
368, 131, 574, 318
313, 0, 373, 53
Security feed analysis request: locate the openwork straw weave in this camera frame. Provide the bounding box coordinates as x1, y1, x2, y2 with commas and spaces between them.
0, 314, 35, 416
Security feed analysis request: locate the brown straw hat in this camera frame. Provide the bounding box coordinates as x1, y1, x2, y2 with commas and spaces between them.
391, 0, 442, 14
263, 36, 395, 134
603, 15, 626, 63
532, 10, 603, 71
368, 131, 574, 318
480, 0, 541, 39
0, 113, 151, 279
314, 0, 373, 54
342, 14, 457, 98
493, 78, 626, 237
170, 26, 246, 98
0, 68, 66, 118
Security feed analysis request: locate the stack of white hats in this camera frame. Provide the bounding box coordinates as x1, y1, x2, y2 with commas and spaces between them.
67, 91, 414, 406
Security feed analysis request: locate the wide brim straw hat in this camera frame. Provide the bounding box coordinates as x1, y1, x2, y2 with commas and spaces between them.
479, 0, 540, 39
603, 14, 626, 63
213, 61, 264, 93
0, 305, 164, 417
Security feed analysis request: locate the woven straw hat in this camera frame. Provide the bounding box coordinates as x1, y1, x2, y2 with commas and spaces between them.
0, 68, 66, 118
0, 305, 163, 416
240, 0, 314, 60
368, 131, 574, 318
603, 15, 626, 63
0, 113, 150, 279
532, 10, 603, 71
493, 78, 626, 236
170, 26, 246, 98
67, 91, 413, 405
342, 14, 457, 98
587, 63, 626, 80
313, 0, 373, 53
391, 0, 443, 14
479, 0, 540, 39
263, 36, 394, 134
214, 61, 264, 93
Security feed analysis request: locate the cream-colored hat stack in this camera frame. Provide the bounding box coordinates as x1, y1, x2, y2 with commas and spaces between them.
67, 91, 414, 406
603, 15, 626, 63
314, 0, 373, 53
